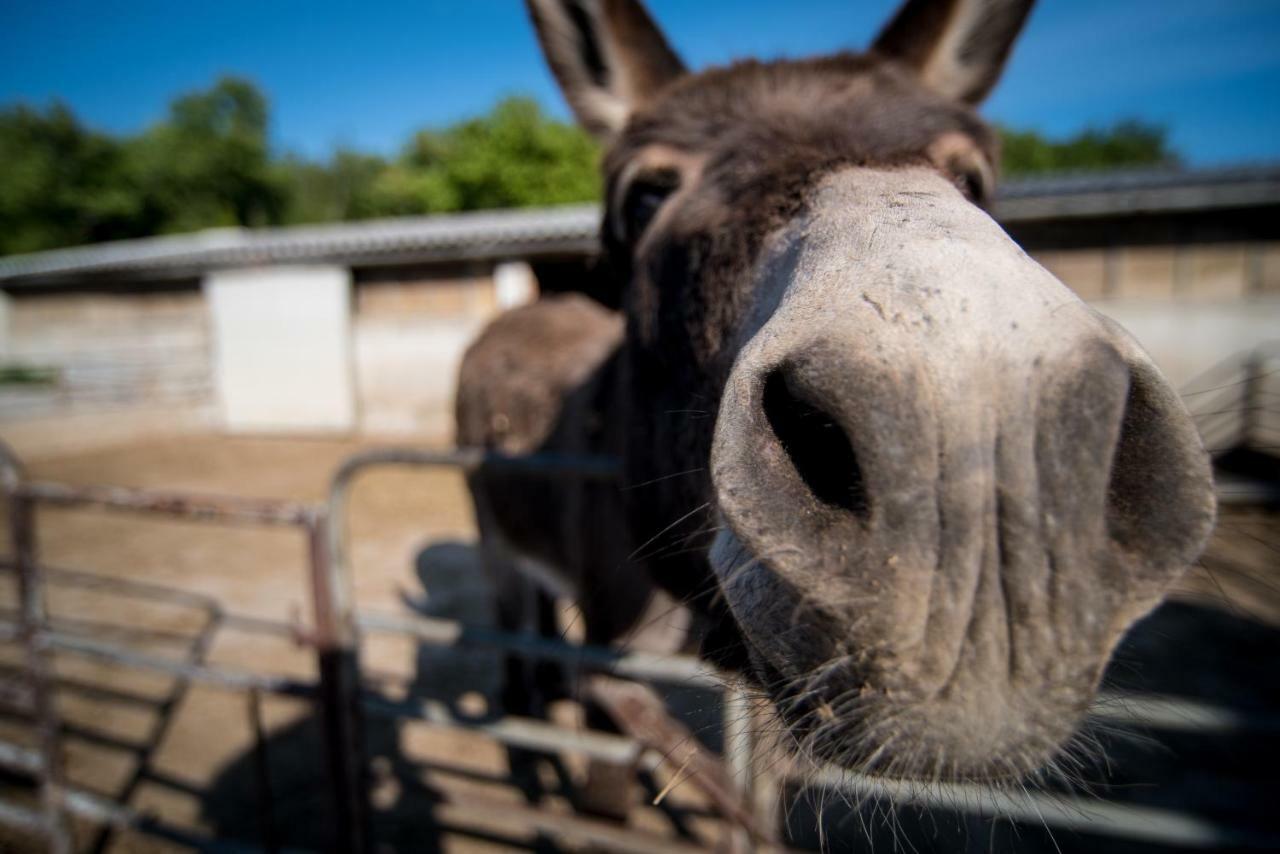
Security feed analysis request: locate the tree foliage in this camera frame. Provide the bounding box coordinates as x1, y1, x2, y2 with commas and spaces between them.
999, 120, 1179, 177
1, 76, 1182, 256
0, 77, 283, 256
0, 104, 137, 255
362, 97, 601, 217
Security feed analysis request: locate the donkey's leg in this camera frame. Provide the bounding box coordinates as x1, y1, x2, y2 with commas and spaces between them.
492, 562, 543, 714
488, 551, 555, 804
578, 684, 640, 821
576, 589, 697, 822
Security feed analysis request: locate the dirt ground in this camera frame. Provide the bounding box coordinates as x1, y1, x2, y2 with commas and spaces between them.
0, 435, 724, 852
0, 434, 1277, 852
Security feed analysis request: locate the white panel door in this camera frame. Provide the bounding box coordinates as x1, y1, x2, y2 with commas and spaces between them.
206, 266, 355, 432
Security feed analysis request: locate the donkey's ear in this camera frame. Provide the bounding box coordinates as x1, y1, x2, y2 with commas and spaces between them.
526, 0, 686, 139
872, 0, 1035, 105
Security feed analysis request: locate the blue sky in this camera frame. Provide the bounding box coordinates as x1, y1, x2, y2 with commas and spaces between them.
1, 0, 1278, 165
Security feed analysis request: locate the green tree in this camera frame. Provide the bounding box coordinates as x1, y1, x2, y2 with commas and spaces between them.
0, 104, 138, 255
999, 120, 1179, 176
277, 97, 601, 224
128, 76, 284, 233
0, 75, 1184, 258
373, 96, 601, 215
279, 149, 389, 223
0, 77, 286, 255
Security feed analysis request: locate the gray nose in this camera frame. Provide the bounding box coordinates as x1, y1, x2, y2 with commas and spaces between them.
709, 327, 1217, 777
706, 165, 1218, 778
726, 332, 1215, 589
759, 363, 870, 519
712, 322, 1217, 679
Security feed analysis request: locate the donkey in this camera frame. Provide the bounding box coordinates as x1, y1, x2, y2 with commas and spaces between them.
457, 0, 1216, 787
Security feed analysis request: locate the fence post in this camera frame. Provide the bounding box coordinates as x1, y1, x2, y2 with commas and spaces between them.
1241, 349, 1267, 449
2, 447, 74, 853
307, 512, 371, 853
723, 686, 755, 852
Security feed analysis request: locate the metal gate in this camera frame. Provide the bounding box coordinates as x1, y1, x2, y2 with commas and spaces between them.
1, 441, 1276, 852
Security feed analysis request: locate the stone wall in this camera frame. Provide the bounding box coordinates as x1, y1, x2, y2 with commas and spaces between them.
1031, 242, 1280, 302
0, 242, 1273, 455
0, 286, 216, 454
351, 262, 535, 439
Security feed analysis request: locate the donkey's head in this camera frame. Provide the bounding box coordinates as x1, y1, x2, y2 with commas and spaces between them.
527, 0, 1215, 780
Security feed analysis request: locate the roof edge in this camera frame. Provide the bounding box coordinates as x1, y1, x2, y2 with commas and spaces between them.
3, 165, 1279, 286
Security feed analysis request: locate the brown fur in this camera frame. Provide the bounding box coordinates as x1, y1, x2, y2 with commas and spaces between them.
457, 0, 1215, 786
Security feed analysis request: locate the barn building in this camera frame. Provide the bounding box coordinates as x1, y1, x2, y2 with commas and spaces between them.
1, 164, 1277, 462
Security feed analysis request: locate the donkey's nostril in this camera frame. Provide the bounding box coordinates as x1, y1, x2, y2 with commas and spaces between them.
1104, 360, 1216, 566
762, 368, 869, 517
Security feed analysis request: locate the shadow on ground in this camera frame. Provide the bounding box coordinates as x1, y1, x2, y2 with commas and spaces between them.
196, 540, 721, 852
780, 600, 1280, 853
194, 539, 1280, 853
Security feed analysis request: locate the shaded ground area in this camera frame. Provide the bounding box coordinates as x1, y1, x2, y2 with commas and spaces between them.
780, 504, 1280, 853
0, 434, 1277, 851
0, 435, 722, 852
782, 597, 1280, 853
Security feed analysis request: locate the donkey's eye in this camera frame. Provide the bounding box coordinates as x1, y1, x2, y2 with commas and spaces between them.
622, 173, 678, 240
954, 168, 988, 203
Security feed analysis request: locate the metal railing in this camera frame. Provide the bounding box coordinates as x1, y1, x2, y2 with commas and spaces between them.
1, 440, 1277, 852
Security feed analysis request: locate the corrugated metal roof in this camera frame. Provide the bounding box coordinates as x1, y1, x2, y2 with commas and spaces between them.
995, 163, 1280, 221
0, 204, 601, 285
2, 165, 1278, 287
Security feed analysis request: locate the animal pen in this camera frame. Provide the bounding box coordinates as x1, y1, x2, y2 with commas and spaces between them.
0, 440, 1276, 853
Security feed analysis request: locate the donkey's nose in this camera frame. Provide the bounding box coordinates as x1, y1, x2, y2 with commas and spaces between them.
710, 325, 1216, 776
760, 366, 870, 519
1045, 339, 1219, 586
714, 325, 1215, 606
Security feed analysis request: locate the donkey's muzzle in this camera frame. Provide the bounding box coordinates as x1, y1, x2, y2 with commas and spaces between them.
706, 167, 1216, 778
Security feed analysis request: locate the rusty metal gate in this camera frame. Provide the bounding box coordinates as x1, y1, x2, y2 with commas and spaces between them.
1, 441, 1276, 852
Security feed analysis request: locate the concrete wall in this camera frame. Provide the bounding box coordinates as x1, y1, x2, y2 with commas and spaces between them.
1091, 297, 1280, 389
1031, 242, 1280, 303
1029, 243, 1280, 396
0, 291, 10, 359
206, 266, 355, 433
352, 264, 512, 438
2, 241, 1274, 454
0, 287, 216, 453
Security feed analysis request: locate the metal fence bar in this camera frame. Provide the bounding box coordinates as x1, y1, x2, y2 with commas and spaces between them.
0, 740, 43, 776
352, 613, 1280, 736
246, 689, 280, 854
0, 559, 309, 642
305, 513, 371, 854
320, 447, 628, 849
0, 799, 47, 838
434, 794, 707, 854
1092, 691, 1280, 734
0, 439, 1273, 852
364, 694, 646, 765
358, 610, 718, 687
722, 686, 757, 850
799, 765, 1280, 849
2, 445, 74, 853
11, 480, 317, 527
15, 627, 318, 698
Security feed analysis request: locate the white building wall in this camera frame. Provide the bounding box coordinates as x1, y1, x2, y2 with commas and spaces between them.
205, 266, 355, 433
351, 268, 500, 439
0, 291, 10, 359
1090, 296, 1280, 390
494, 260, 537, 310
354, 317, 489, 438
